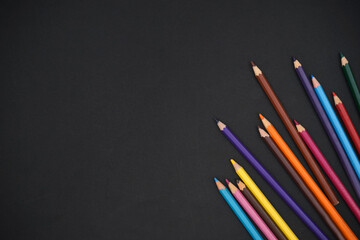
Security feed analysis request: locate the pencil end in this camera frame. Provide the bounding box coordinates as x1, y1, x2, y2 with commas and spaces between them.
333, 93, 342, 105
339, 52, 344, 58
217, 120, 226, 131
225, 179, 230, 185
293, 119, 299, 125
291, 56, 296, 62
237, 180, 246, 190
250, 61, 255, 67
230, 159, 241, 170
212, 116, 219, 123
311, 75, 320, 88
259, 113, 264, 120
214, 177, 219, 182
258, 127, 269, 137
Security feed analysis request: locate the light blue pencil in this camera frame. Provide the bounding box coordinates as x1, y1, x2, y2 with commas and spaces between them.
215, 178, 264, 240
312, 75, 360, 180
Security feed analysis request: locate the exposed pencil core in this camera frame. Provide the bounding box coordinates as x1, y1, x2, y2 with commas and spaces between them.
333, 94, 342, 105
250, 61, 255, 66
312, 76, 320, 88
258, 127, 269, 138
230, 159, 241, 171
217, 121, 226, 131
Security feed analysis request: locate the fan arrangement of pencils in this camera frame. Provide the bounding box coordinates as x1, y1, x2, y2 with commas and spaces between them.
214, 54, 360, 240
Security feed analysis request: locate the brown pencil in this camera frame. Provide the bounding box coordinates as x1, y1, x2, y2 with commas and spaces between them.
236, 180, 287, 240
250, 61, 338, 205
258, 127, 345, 240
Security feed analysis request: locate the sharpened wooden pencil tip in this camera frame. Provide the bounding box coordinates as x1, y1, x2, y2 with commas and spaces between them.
230, 159, 241, 171
250, 61, 255, 66
259, 113, 264, 120
215, 179, 225, 190
333, 94, 342, 105
225, 179, 230, 185
339, 52, 344, 58
293, 119, 299, 125
227, 181, 238, 193
260, 114, 271, 128
237, 180, 246, 190
311, 76, 320, 88
217, 120, 226, 131
258, 127, 269, 138
295, 122, 305, 133
341, 55, 348, 66
332, 92, 336, 97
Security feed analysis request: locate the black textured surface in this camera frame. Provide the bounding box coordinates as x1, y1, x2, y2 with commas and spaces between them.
1, 0, 360, 239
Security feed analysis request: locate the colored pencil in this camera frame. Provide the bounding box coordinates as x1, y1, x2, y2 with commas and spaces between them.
226, 179, 278, 240
293, 57, 360, 200
334, 92, 360, 157
251, 61, 338, 205
237, 180, 287, 240
215, 178, 264, 240
230, 160, 298, 240
312, 75, 360, 181
216, 120, 326, 239
340, 53, 360, 113
295, 120, 360, 223
258, 127, 345, 240
261, 115, 358, 240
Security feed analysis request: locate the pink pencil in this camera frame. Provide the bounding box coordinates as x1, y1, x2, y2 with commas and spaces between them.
226, 179, 278, 240
295, 120, 360, 222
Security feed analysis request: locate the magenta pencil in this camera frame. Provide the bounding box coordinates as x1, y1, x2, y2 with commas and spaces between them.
295, 120, 360, 223
226, 179, 278, 240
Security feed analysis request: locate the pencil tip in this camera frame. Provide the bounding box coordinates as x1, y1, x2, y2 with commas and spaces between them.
312, 75, 320, 88
230, 159, 235, 164
213, 116, 219, 123
310, 74, 314, 79
250, 61, 255, 67
292, 56, 296, 61
214, 177, 218, 182
293, 119, 299, 125
340, 52, 344, 58
225, 179, 230, 184
332, 92, 336, 97
259, 113, 264, 120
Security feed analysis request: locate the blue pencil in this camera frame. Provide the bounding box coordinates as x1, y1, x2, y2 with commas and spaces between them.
215, 178, 264, 240
312, 75, 360, 180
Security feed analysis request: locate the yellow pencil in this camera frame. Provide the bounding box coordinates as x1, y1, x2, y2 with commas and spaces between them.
231, 159, 298, 240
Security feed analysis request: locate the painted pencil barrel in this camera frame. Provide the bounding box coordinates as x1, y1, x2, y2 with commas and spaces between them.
235, 167, 298, 240
313, 83, 360, 180
217, 184, 264, 240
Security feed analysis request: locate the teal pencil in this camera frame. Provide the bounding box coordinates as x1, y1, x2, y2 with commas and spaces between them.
215, 178, 263, 240
312, 75, 360, 180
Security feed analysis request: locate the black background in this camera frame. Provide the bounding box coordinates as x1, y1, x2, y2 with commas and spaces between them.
1, 0, 360, 239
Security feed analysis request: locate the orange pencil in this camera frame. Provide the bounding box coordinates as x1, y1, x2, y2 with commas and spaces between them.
260, 113, 357, 240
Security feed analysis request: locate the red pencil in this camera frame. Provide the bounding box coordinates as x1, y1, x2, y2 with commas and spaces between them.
295, 120, 360, 223
333, 92, 360, 157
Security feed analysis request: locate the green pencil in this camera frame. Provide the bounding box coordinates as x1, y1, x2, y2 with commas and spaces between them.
340, 53, 360, 113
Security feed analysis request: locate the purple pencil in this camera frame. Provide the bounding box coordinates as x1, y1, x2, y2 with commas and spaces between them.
216, 119, 328, 240
293, 57, 360, 200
